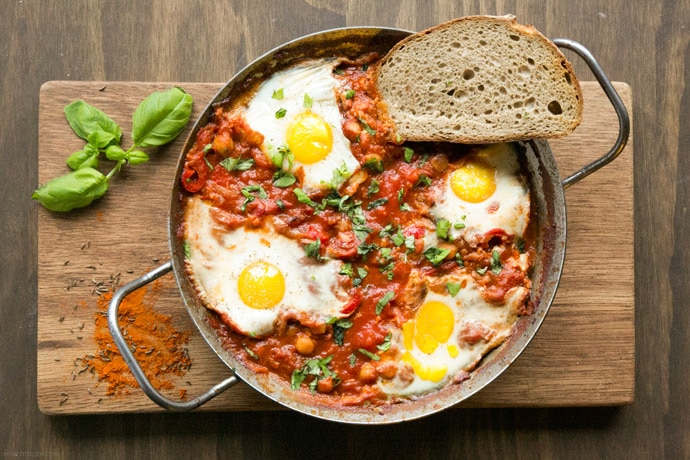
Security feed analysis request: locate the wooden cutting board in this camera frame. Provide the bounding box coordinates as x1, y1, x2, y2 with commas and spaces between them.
36, 81, 634, 414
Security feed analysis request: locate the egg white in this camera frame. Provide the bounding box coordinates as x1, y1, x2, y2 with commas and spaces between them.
243, 59, 359, 193
379, 273, 524, 396
184, 197, 351, 337
431, 143, 530, 247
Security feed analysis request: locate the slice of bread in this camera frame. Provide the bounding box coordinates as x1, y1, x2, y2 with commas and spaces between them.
374, 15, 583, 143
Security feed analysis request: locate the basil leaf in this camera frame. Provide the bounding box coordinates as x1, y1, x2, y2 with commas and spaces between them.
446, 283, 461, 297
366, 198, 388, 210
329, 318, 353, 346
424, 247, 451, 266
127, 150, 149, 166
303, 93, 313, 108
272, 170, 297, 187
294, 188, 317, 207
66, 144, 99, 170
491, 249, 503, 275
358, 348, 380, 361
104, 144, 127, 162
32, 167, 109, 212
64, 100, 122, 144
367, 180, 380, 197
86, 130, 117, 149
221, 156, 254, 172
436, 218, 452, 240
272, 88, 284, 100
375, 291, 395, 314
304, 239, 325, 261
377, 333, 392, 351
131, 87, 193, 148
403, 147, 414, 163
275, 108, 287, 119
345, 89, 356, 99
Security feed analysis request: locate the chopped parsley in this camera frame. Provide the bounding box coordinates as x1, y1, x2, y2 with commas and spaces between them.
291, 356, 338, 393
243, 345, 259, 360
363, 157, 384, 174
329, 162, 351, 189
353, 267, 368, 286
240, 184, 267, 212
327, 318, 353, 346
293, 188, 317, 207
220, 156, 254, 172
303, 93, 313, 109
358, 348, 380, 361
303, 239, 325, 261
275, 108, 287, 119
415, 174, 432, 187
491, 249, 503, 275
435, 218, 452, 240
339, 262, 354, 277
359, 118, 377, 136
272, 88, 284, 100
446, 282, 461, 297
366, 198, 388, 210
272, 169, 297, 187
476, 266, 488, 275
375, 291, 395, 314
403, 146, 414, 163
345, 89, 356, 99
377, 333, 393, 351
367, 179, 380, 196
424, 246, 450, 266
268, 144, 294, 170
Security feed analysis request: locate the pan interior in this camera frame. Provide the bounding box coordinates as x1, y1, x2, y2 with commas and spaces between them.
167, 28, 567, 424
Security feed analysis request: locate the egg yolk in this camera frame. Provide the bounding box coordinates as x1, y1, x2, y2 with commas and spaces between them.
450, 158, 497, 203
237, 260, 285, 309
402, 351, 448, 382
286, 111, 333, 164
413, 301, 455, 354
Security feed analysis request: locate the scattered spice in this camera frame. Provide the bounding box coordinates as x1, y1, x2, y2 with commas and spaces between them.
82, 277, 192, 396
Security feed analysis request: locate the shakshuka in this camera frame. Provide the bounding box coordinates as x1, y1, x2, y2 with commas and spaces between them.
179, 53, 534, 406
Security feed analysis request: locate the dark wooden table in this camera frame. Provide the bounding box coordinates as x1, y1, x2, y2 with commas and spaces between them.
2, 1, 686, 458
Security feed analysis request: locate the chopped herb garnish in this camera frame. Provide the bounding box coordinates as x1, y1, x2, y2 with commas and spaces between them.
203, 143, 212, 153
476, 267, 488, 275
304, 239, 325, 261
329, 162, 351, 189
400, 203, 412, 212
367, 198, 388, 210
328, 318, 353, 346
375, 291, 395, 314
183, 241, 191, 259
515, 237, 526, 254
303, 93, 313, 109
379, 224, 394, 238
358, 118, 376, 136
339, 262, 353, 277
415, 174, 432, 187
436, 218, 452, 240
377, 333, 392, 351
276, 199, 286, 210
358, 348, 380, 361
357, 242, 379, 257
367, 180, 380, 196
491, 249, 503, 275
349, 205, 372, 241
293, 188, 317, 207
353, 267, 368, 286
363, 157, 384, 174
273, 169, 297, 187
272, 88, 284, 100
220, 156, 254, 172
240, 184, 267, 211
424, 247, 450, 266
454, 222, 466, 229
446, 283, 461, 297
403, 146, 414, 163
345, 89, 356, 99
275, 108, 287, 119
349, 354, 357, 366
243, 345, 259, 360
268, 144, 294, 170
291, 356, 338, 393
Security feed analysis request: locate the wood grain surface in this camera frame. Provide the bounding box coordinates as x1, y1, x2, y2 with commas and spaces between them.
36, 80, 634, 415
3, 0, 689, 458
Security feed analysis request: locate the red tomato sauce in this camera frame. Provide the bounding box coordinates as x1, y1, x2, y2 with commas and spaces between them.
180, 54, 534, 406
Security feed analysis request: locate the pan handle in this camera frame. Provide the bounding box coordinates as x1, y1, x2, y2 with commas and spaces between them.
107, 261, 239, 411
552, 38, 630, 188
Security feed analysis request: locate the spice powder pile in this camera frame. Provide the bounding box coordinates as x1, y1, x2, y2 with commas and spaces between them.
83, 278, 192, 397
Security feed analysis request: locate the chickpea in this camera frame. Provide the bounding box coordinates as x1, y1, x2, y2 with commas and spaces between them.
294, 333, 315, 355
358, 362, 378, 383
211, 132, 234, 155
316, 376, 335, 394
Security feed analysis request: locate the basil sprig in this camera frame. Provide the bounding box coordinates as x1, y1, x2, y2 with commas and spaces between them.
33, 87, 193, 212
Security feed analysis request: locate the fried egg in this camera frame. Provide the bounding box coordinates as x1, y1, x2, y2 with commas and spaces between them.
244, 59, 359, 193
184, 197, 352, 337
379, 274, 525, 396
430, 143, 530, 246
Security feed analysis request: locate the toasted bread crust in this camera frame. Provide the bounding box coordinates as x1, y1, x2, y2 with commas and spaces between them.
374, 15, 583, 143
